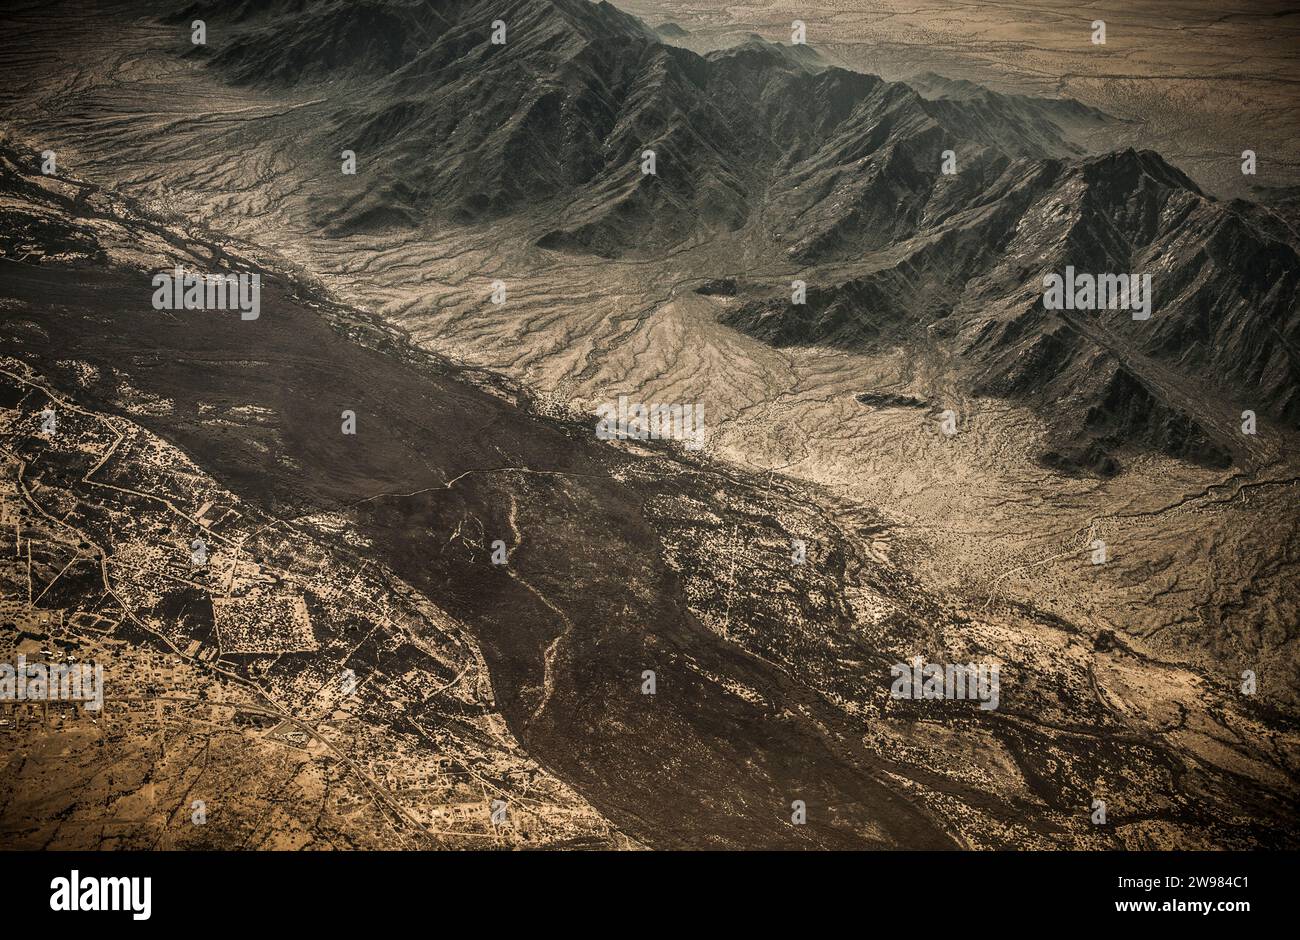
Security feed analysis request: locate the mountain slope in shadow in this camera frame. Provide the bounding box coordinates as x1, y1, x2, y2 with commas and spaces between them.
167, 0, 1298, 474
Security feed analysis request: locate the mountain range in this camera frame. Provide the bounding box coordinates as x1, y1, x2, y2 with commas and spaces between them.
169, 0, 1299, 474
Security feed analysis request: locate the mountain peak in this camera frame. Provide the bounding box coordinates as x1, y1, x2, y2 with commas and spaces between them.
1079, 147, 1205, 197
